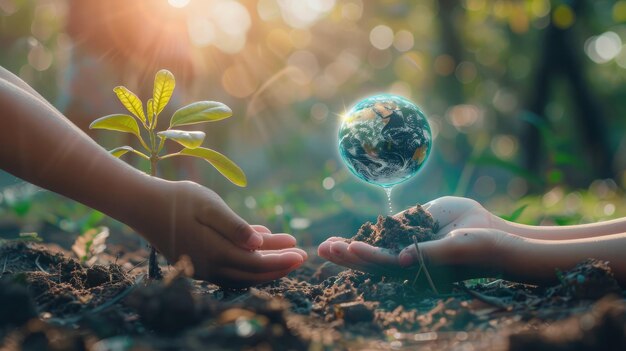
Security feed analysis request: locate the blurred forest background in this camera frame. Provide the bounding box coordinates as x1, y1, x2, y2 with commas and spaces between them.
1, 0, 625, 246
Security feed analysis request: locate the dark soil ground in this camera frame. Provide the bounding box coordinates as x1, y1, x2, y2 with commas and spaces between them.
1, 207, 625, 350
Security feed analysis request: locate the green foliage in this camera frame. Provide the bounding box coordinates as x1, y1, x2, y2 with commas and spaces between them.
490, 180, 625, 227
170, 101, 232, 127
499, 204, 528, 222
113, 86, 146, 125
89, 69, 246, 187
174, 147, 247, 187
0, 232, 41, 246
89, 114, 142, 139
108, 146, 149, 160
157, 130, 205, 149
18, 232, 42, 242
152, 69, 175, 119
87, 69, 247, 278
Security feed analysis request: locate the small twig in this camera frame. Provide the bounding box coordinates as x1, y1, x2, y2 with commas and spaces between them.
413, 235, 439, 295
35, 255, 48, 274
127, 258, 148, 273
456, 282, 510, 310
1, 256, 8, 275
411, 264, 423, 286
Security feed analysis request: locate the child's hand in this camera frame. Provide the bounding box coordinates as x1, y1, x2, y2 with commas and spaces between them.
135, 179, 307, 288
317, 196, 515, 281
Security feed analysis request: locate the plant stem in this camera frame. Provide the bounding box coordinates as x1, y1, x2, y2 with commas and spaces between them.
147, 128, 163, 280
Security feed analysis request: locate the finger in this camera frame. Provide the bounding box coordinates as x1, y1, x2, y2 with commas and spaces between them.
329, 241, 375, 268
347, 241, 400, 268
317, 237, 349, 258
328, 241, 398, 276
318, 240, 335, 260
319, 242, 371, 273
325, 236, 349, 243
259, 232, 297, 250
198, 198, 263, 250
318, 241, 357, 268
260, 247, 308, 260
221, 247, 304, 273
251, 225, 272, 234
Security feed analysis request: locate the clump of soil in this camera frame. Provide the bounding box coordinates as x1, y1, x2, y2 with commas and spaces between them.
349, 204, 439, 252
549, 259, 622, 300
0, 278, 37, 329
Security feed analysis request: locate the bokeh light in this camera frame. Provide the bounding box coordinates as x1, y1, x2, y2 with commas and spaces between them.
0, 0, 625, 239
168, 0, 190, 8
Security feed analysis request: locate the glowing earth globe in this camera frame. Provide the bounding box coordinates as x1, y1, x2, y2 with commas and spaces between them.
338, 94, 432, 188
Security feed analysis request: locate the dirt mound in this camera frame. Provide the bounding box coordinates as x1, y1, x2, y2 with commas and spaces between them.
1, 240, 625, 350
0, 242, 132, 317
349, 204, 439, 252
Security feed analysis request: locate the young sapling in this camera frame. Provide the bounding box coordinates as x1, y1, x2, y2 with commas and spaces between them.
89, 69, 247, 279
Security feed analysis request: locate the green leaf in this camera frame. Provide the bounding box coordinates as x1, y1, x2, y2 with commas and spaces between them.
108, 146, 149, 160
500, 204, 528, 222
90, 114, 141, 138
109, 146, 133, 158
170, 101, 232, 127
147, 98, 154, 127
113, 86, 146, 124
157, 130, 205, 149
153, 69, 175, 117
19, 232, 42, 242
175, 147, 246, 187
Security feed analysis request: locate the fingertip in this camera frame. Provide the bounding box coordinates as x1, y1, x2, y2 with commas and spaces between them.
251, 225, 272, 234
246, 230, 264, 249
262, 232, 296, 246
330, 241, 347, 256
298, 249, 308, 260
285, 234, 297, 247
347, 241, 375, 258
347, 240, 370, 251
318, 241, 329, 255
398, 251, 412, 267
281, 252, 304, 271
288, 247, 308, 261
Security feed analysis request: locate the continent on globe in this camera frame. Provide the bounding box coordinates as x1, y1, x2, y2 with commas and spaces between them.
338, 94, 432, 188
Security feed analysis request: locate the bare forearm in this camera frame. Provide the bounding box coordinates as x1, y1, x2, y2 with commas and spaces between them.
0, 77, 154, 229
505, 233, 626, 285
494, 216, 626, 240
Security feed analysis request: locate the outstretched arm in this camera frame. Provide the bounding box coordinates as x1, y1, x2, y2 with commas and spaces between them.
411, 196, 626, 240
0, 68, 306, 287
319, 197, 626, 286
0, 73, 152, 227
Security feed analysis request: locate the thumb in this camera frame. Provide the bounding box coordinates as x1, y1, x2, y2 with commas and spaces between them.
398, 228, 494, 268
398, 236, 450, 268
198, 197, 263, 250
